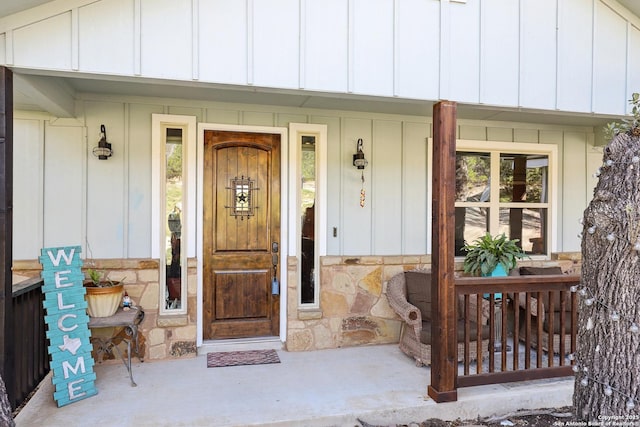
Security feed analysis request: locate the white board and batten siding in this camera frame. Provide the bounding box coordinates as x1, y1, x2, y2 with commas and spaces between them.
13, 118, 44, 260
1, 0, 639, 116
13, 97, 593, 260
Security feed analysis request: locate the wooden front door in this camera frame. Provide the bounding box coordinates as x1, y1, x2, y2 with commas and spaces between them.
203, 130, 280, 339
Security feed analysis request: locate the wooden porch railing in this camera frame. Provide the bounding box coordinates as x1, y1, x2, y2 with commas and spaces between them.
455, 274, 579, 389
10, 277, 49, 410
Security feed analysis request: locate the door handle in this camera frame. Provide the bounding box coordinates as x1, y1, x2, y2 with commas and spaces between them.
271, 242, 279, 295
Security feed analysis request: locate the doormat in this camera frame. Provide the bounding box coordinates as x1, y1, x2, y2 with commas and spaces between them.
207, 349, 280, 368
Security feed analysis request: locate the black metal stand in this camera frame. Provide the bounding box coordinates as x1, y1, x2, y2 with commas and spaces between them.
88, 308, 145, 386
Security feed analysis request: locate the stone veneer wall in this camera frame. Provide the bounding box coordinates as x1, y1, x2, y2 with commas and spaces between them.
285, 252, 582, 352
12, 258, 198, 361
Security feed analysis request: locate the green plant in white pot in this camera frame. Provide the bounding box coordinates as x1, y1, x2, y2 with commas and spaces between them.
83, 269, 124, 317
462, 233, 526, 277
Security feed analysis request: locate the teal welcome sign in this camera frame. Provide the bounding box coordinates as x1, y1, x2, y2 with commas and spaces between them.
39, 246, 97, 407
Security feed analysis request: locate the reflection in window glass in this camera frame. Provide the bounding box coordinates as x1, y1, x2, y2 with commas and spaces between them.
301, 136, 316, 304
456, 152, 491, 202
165, 128, 183, 310
499, 154, 548, 203
455, 146, 552, 258
498, 208, 547, 254
455, 207, 490, 256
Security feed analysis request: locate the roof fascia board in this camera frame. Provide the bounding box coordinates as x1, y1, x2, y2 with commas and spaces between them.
602, 0, 640, 29
0, 0, 99, 32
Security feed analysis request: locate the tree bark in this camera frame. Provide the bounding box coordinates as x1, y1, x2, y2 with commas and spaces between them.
0, 373, 14, 427
575, 132, 640, 420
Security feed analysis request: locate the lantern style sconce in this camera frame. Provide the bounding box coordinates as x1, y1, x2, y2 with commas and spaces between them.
93, 124, 112, 160
352, 138, 368, 170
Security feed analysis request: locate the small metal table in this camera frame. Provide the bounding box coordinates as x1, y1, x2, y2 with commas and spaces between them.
88, 307, 145, 386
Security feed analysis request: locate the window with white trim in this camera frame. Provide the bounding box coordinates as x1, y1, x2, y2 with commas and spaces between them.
289, 123, 327, 309
454, 141, 556, 257
152, 114, 197, 315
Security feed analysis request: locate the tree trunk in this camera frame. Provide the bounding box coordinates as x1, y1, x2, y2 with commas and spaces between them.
0, 373, 14, 427
575, 132, 640, 420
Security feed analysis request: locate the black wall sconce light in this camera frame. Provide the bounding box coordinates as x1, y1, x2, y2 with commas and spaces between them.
352, 138, 368, 169
93, 124, 112, 160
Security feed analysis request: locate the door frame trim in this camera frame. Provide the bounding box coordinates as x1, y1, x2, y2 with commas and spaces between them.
196, 123, 288, 346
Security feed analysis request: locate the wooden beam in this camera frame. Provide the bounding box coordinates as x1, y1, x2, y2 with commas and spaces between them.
13, 74, 76, 118
0, 67, 13, 405
428, 100, 458, 403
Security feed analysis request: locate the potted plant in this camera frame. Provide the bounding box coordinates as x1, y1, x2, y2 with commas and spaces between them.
462, 233, 526, 277
83, 269, 124, 317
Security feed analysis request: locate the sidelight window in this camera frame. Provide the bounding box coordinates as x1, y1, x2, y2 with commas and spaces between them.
290, 123, 327, 309
152, 114, 196, 316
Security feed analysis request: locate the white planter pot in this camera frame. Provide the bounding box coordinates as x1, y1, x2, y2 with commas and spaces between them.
84, 283, 124, 317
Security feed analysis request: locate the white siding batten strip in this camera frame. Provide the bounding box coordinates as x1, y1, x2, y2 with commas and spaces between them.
393, 0, 399, 97
299, 0, 306, 89
347, 0, 354, 93
554, 0, 560, 110
5, 29, 13, 65
247, 0, 254, 85
71, 8, 79, 71
477, 0, 482, 103
590, 0, 597, 112
123, 103, 130, 257
192, 0, 199, 81
81, 125, 88, 257
517, 0, 523, 107
134, 0, 141, 76
399, 122, 405, 253
438, 0, 450, 99
556, 0, 563, 111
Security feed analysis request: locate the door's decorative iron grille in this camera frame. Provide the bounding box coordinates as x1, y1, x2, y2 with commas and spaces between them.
226, 176, 258, 220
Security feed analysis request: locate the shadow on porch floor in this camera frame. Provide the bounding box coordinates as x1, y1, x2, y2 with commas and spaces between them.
14, 344, 573, 427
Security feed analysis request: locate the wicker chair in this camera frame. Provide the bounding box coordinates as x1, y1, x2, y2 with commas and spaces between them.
387, 270, 490, 367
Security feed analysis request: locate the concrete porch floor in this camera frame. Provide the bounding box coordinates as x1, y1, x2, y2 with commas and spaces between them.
15, 344, 574, 427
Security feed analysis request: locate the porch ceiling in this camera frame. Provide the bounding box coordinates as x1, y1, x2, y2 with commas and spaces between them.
11, 70, 622, 130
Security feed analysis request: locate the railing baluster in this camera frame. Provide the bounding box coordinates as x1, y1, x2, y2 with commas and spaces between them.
464, 294, 470, 375
559, 290, 566, 366
525, 292, 531, 369
488, 295, 495, 373
454, 275, 579, 390
512, 292, 520, 371
536, 290, 544, 369
475, 293, 482, 374
10, 278, 49, 410
500, 301, 507, 370
547, 290, 555, 366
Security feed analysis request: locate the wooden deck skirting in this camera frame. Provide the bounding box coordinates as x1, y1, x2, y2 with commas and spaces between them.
455, 274, 580, 389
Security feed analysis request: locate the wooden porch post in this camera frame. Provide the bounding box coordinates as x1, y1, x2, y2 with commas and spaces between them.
0, 67, 13, 399
428, 100, 458, 403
